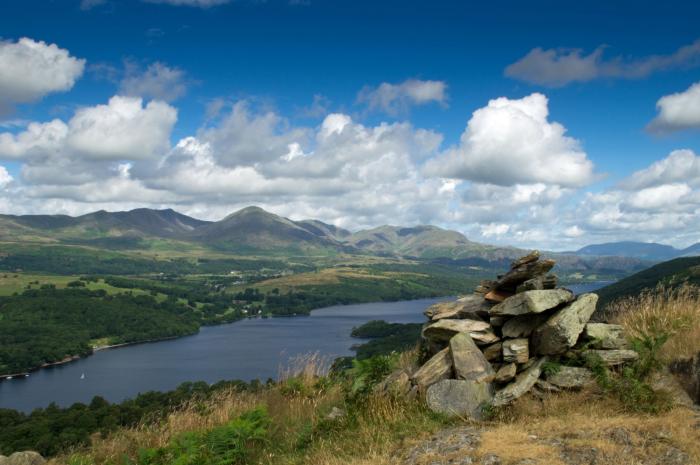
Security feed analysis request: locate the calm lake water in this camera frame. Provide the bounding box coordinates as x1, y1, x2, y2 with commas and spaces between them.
0, 297, 446, 413
0, 282, 609, 413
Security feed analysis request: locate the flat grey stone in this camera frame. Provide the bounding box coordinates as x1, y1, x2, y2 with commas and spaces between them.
426, 379, 494, 419
490, 289, 574, 316
532, 293, 598, 355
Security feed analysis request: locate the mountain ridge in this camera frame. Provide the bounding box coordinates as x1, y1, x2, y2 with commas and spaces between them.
0, 207, 655, 274
574, 240, 700, 261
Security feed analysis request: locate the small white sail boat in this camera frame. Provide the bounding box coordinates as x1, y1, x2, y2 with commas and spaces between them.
80, 373, 86, 380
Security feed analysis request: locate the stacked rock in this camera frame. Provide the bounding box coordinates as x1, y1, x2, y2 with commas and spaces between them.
411, 251, 637, 419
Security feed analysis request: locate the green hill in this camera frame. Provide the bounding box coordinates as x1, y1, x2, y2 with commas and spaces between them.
595, 256, 700, 310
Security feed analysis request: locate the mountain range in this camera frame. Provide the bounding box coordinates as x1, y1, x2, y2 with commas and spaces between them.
0, 206, 656, 275
0, 206, 513, 259
574, 241, 700, 261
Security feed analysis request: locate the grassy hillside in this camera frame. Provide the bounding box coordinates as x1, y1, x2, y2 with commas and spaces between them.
595, 256, 700, 310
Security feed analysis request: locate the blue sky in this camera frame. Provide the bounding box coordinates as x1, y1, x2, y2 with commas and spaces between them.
1, 0, 699, 249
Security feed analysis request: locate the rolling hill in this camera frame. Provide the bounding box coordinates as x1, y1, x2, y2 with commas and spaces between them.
594, 256, 700, 310
0, 206, 650, 276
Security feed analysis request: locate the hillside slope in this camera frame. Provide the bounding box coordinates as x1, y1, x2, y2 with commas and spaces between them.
595, 256, 700, 310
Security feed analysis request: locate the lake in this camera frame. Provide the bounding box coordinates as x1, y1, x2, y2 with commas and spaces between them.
0, 282, 608, 413
0, 297, 446, 413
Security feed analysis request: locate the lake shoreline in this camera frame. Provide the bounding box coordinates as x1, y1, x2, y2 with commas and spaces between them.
0, 294, 453, 380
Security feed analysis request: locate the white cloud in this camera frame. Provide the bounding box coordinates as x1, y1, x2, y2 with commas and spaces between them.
120, 62, 188, 102
0, 94, 177, 196
571, 150, 700, 245
564, 225, 584, 238
0, 38, 85, 112
626, 183, 692, 210
506, 40, 700, 87
620, 149, 700, 190
6, 91, 698, 250
648, 82, 700, 133
481, 223, 510, 237
425, 93, 595, 187
0, 166, 12, 188
68, 96, 177, 160
357, 79, 448, 115
197, 101, 309, 167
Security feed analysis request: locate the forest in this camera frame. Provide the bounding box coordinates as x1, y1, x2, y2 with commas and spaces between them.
0, 288, 199, 375
0, 380, 260, 457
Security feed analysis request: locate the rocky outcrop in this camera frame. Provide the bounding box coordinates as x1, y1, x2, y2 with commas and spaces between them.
407, 251, 640, 415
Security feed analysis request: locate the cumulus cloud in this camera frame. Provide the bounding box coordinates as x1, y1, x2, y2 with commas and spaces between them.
0, 38, 85, 113
67, 96, 177, 159
0, 166, 12, 188
0, 95, 177, 194
425, 93, 595, 187
506, 39, 700, 87
0, 96, 177, 162
647, 82, 700, 133
120, 62, 188, 102
12, 92, 697, 250
572, 149, 700, 245
358, 79, 448, 116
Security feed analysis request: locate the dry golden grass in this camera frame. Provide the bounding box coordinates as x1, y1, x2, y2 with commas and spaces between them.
52, 353, 442, 465
475, 389, 700, 465
609, 283, 700, 361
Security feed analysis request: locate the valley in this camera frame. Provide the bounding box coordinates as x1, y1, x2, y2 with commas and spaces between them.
0, 207, 645, 379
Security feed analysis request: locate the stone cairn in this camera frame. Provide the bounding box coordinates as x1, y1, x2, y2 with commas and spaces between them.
407, 250, 638, 419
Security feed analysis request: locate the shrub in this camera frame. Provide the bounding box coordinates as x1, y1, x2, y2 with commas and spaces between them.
347, 354, 398, 399
610, 283, 700, 361
135, 407, 270, 465
584, 341, 672, 414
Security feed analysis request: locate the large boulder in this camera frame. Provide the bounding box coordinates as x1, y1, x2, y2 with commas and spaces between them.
493, 258, 556, 291
422, 319, 499, 345
2, 452, 46, 465
450, 332, 495, 383
411, 348, 452, 388
532, 293, 598, 355
493, 357, 547, 406
425, 379, 493, 419
490, 289, 574, 316
583, 323, 629, 349
502, 338, 529, 364
501, 313, 549, 338
585, 349, 639, 366
545, 366, 594, 389
424, 295, 492, 321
